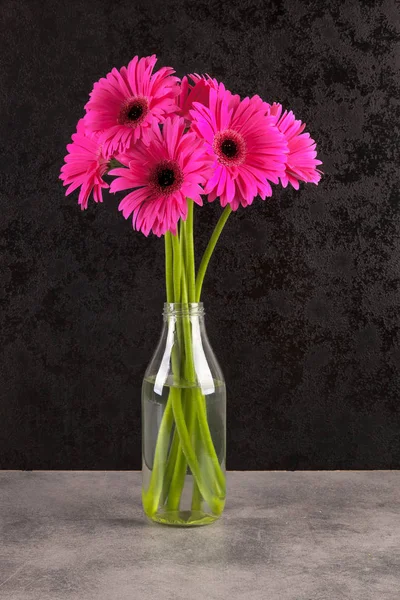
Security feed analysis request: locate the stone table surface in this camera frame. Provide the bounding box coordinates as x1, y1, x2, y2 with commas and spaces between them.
0, 471, 399, 600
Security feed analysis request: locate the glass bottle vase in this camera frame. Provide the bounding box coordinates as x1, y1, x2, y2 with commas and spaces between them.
142, 303, 226, 526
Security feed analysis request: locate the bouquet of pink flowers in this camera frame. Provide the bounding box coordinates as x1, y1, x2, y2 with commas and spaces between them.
61, 55, 322, 526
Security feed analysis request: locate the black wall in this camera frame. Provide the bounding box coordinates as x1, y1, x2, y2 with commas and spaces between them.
1, 0, 399, 470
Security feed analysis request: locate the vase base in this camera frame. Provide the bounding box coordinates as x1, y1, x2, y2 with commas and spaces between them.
147, 509, 220, 527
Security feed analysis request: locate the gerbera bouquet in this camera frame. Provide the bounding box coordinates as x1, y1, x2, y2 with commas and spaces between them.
61, 55, 321, 526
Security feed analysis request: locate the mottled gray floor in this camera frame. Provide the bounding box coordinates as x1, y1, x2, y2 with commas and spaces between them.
0, 472, 399, 599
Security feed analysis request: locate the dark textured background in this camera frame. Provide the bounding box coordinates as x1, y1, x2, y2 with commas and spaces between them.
1, 0, 399, 470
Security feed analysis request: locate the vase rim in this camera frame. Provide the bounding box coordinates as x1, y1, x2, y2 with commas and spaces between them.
163, 302, 204, 317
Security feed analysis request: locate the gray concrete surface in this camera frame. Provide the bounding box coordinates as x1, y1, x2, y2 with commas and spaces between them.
0, 472, 399, 600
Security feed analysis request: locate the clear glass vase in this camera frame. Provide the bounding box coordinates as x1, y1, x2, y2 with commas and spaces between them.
142, 303, 226, 526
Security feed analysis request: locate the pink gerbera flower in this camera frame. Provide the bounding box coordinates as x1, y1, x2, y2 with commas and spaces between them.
109, 117, 213, 237
178, 74, 219, 120
60, 119, 109, 210
84, 55, 180, 158
268, 103, 322, 189
190, 84, 288, 210
178, 74, 240, 124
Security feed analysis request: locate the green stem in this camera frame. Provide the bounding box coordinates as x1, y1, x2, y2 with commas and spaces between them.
164, 232, 174, 303
171, 232, 181, 304
185, 202, 203, 510
195, 205, 232, 302
161, 429, 180, 503
191, 418, 203, 511
196, 390, 226, 494
143, 235, 178, 516
167, 222, 197, 511
142, 400, 175, 516
186, 200, 196, 302
170, 386, 223, 515
166, 405, 189, 510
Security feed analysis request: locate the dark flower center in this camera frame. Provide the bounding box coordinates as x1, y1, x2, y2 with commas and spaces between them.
213, 129, 247, 167
127, 103, 144, 122
119, 96, 149, 127
158, 168, 175, 188
149, 160, 184, 196
221, 139, 238, 158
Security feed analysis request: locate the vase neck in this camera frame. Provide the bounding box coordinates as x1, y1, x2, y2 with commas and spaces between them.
163, 302, 205, 320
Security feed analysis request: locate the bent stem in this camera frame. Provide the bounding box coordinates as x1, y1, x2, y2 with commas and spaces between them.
195, 205, 232, 302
